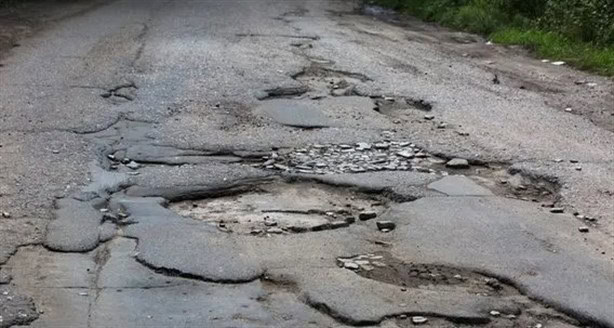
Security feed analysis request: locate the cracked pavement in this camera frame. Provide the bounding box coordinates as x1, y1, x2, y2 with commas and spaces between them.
0, 0, 613, 327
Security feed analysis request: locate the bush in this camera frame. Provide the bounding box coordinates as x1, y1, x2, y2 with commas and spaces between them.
541, 0, 614, 45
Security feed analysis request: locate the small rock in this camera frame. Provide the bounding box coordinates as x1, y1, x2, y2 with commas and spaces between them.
345, 216, 356, 224
550, 208, 564, 213
575, 166, 582, 171
356, 142, 371, 151
437, 122, 447, 129
587, 82, 598, 88
551, 61, 565, 66
578, 226, 589, 233
126, 161, 140, 170
412, 316, 428, 324
376, 221, 396, 231
359, 211, 377, 221
273, 164, 290, 171
446, 158, 470, 169
396, 151, 414, 159
565, 107, 572, 112
330, 221, 350, 229
267, 227, 284, 234
264, 221, 278, 227
344, 262, 359, 270
541, 59, 550, 63
489, 310, 500, 317
374, 143, 389, 149
554, 158, 563, 163
52, 149, 60, 154
424, 115, 435, 120
78, 292, 89, 296
1, 212, 10, 218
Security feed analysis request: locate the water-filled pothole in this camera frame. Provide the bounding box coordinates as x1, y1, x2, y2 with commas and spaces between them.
170, 182, 387, 235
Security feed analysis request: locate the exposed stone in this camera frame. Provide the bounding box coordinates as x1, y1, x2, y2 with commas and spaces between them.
343, 262, 359, 270
330, 221, 349, 229
412, 316, 428, 324
126, 161, 141, 170
445, 158, 470, 169
550, 208, 564, 214
267, 227, 284, 234
578, 226, 589, 233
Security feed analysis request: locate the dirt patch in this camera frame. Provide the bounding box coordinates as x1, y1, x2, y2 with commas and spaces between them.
170, 181, 387, 235
340, 252, 581, 327
341, 252, 516, 297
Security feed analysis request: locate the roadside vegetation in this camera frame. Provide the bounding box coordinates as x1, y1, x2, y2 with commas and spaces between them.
371, 0, 614, 76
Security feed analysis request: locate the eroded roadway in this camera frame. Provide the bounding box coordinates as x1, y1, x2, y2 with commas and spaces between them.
0, 0, 613, 327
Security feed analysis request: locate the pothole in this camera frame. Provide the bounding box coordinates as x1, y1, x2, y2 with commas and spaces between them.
255, 132, 443, 175
169, 181, 387, 235
338, 252, 515, 297
373, 96, 433, 116
252, 132, 560, 204
338, 253, 582, 328
294, 65, 371, 97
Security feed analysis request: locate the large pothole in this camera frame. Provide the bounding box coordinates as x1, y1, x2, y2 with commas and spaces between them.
170, 181, 387, 235
338, 252, 582, 328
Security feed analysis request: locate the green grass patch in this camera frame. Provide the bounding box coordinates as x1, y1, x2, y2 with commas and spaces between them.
369, 0, 614, 76
491, 28, 614, 76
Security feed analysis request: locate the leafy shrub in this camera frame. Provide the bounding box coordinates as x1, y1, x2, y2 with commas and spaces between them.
541, 0, 614, 45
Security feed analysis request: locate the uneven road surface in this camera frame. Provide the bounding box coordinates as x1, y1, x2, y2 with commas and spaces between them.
1, 0, 613, 327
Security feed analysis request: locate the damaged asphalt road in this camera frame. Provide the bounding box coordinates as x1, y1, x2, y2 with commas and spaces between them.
0, 0, 613, 327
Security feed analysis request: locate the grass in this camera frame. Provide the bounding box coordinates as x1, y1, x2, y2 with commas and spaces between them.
370, 0, 614, 76
491, 28, 614, 76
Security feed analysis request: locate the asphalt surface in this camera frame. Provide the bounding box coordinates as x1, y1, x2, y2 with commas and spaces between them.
0, 0, 613, 327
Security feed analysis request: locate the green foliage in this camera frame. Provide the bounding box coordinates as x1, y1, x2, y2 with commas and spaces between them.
370, 0, 614, 75
541, 0, 614, 44
492, 28, 614, 75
